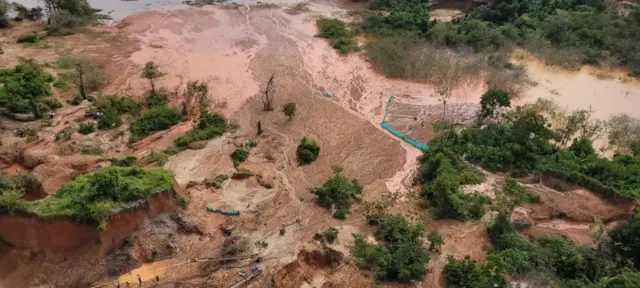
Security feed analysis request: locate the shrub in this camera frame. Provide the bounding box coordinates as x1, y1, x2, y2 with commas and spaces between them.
53, 79, 68, 91
316, 18, 357, 54
81, 145, 102, 155
144, 89, 168, 108
164, 145, 179, 155
296, 137, 320, 164
0, 59, 52, 118
428, 230, 444, 251
97, 111, 122, 130
174, 111, 226, 148
283, 103, 296, 120
41, 98, 63, 110
139, 151, 168, 167
608, 208, 640, 270
230, 148, 249, 166
316, 227, 339, 244
16, 32, 38, 44
78, 122, 95, 135
311, 168, 361, 219
47, 10, 87, 36
443, 256, 509, 288
109, 156, 137, 167
129, 106, 182, 143
0, 174, 39, 214
353, 215, 430, 282
97, 95, 140, 114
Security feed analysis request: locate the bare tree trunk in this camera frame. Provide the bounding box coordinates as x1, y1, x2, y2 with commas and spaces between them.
257, 121, 262, 136
262, 74, 274, 111
76, 64, 87, 99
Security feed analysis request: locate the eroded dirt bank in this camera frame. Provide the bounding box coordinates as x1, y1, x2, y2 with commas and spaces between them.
0, 191, 180, 254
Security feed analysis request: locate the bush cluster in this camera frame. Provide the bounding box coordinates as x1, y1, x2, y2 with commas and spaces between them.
296, 137, 320, 164
129, 106, 182, 143
0, 174, 40, 214
316, 18, 357, 54
46, 0, 95, 36
174, 111, 226, 148
311, 168, 361, 219
94, 95, 140, 130
16, 32, 38, 44
353, 215, 430, 282
0, 59, 55, 118
417, 147, 488, 221
78, 122, 95, 135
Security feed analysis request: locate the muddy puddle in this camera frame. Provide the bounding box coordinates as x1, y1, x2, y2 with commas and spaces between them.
515, 57, 640, 120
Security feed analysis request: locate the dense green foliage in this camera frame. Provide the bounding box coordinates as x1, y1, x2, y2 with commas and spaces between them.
0, 167, 173, 229
230, 148, 249, 166
452, 0, 640, 71
316, 18, 358, 54
501, 177, 540, 207
0, 0, 10, 28
0, 59, 55, 118
129, 106, 182, 143
353, 215, 430, 282
443, 255, 509, 288
144, 90, 168, 108
311, 168, 362, 219
31, 167, 173, 229
94, 95, 140, 130
46, 0, 96, 36
429, 100, 640, 199
296, 137, 320, 164
174, 111, 226, 148
0, 174, 40, 214
444, 208, 640, 287
479, 88, 511, 120
416, 147, 489, 221
608, 208, 640, 270
339, 0, 640, 78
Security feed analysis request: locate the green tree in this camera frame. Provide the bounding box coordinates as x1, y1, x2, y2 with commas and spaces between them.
479, 88, 511, 120
353, 215, 430, 282
141, 61, 165, 94
3, 59, 52, 118
608, 208, 640, 270
428, 230, 444, 252
311, 168, 362, 219
283, 103, 296, 120
0, 0, 10, 28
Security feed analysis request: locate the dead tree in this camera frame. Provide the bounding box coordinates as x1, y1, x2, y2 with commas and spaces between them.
75, 63, 87, 100
257, 121, 262, 136
262, 74, 274, 111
